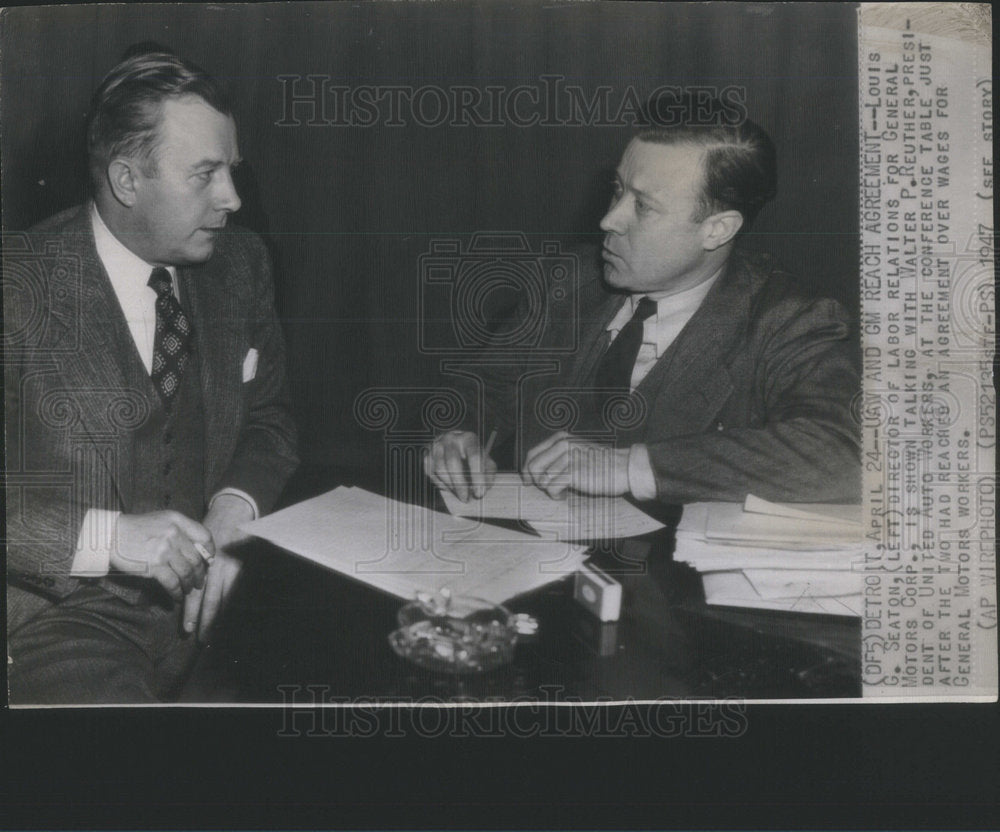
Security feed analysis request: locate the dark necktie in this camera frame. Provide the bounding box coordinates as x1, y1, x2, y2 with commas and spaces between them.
595, 295, 658, 393
147, 267, 193, 408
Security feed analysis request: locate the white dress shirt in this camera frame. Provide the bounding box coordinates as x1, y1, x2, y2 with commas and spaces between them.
72, 204, 257, 576
607, 271, 722, 501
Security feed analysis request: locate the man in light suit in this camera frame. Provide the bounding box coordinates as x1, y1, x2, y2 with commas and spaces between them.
426, 116, 859, 506
5, 50, 298, 703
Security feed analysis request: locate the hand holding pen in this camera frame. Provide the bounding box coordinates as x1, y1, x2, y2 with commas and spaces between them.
424, 428, 499, 502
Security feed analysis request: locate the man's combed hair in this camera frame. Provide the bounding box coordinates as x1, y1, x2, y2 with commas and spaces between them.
637, 117, 777, 231
86, 49, 231, 186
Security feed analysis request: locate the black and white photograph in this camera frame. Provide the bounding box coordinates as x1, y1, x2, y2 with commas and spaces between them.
2, 1, 997, 827
3, 0, 875, 707
3, 0, 995, 711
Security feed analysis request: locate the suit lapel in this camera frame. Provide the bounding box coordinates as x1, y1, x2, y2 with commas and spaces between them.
632, 259, 750, 438
45, 209, 149, 509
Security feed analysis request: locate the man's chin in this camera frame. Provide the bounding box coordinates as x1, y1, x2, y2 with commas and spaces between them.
602, 261, 629, 288
178, 243, 217, 266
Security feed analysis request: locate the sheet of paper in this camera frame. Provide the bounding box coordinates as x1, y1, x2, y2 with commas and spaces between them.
673, 537, 864, 571
742, 494, 863, 527
741, 568, 862, 600
440, 473, 664, 540
676, 501, 863, 548
701, 571, 862, 617
242, 486, 588, 605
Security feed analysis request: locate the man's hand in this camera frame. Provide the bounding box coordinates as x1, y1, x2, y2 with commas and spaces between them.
183, 494, 255, 640
424, 430, 498, 502
522, 431, 630, 499
111, 511, 214, 601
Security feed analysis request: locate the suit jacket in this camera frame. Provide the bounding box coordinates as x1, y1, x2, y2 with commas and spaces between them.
481, 247, 860, 504
5, 205, 298, 620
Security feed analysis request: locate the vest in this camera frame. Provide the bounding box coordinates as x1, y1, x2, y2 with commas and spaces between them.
99, 296, 208, 604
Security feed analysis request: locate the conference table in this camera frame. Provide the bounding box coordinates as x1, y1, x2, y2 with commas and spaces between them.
193, 465, 861, 702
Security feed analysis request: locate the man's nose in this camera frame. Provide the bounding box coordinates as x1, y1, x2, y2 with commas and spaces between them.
215, 170, 242, 213
599, 197, 627, 234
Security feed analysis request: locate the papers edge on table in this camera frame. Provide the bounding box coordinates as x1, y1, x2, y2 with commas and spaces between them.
241, 485, 588, 606
439, 475, 665, 540
676, 495, 865, 617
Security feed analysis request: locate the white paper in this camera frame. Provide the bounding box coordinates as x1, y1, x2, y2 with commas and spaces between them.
242, 486, 588, 605
440, 472, 664, 540
742, 494, 863, 527
701, 571, 863, 617
677, 501, 864, 548
673, 537, 864, 572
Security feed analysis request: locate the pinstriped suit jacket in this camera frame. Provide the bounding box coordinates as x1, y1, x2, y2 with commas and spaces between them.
5, 205, 298, 623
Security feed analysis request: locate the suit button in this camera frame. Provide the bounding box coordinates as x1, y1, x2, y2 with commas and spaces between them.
44, 577, 55, 587
163, 462, 172, 475
164, 432, 173, 445
164, 493, 171, 504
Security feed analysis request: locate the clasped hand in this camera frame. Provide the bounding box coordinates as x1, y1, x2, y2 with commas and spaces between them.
426, 430, 630, 501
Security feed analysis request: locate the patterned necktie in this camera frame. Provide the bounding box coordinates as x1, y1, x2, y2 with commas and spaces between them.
147, 267, 193, 408
595, 295, 658, 393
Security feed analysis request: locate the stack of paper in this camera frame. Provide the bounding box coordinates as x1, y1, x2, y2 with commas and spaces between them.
675, 495, 865, 616
440, 473, 665, 541
241, 486, 588, 605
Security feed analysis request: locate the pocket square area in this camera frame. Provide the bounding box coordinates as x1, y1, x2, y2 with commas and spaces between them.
242, 348, 259, 382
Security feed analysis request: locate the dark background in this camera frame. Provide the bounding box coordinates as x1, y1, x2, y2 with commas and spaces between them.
1, 1, 859, 468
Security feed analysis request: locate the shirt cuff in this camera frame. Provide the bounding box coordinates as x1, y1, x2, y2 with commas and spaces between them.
209, 488, 259, 520
71, 509, 120, 577
627, 444, 658, 501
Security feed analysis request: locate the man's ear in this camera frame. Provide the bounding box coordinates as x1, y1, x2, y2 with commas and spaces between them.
106, 158, 140, 207
700, 210, 744, 251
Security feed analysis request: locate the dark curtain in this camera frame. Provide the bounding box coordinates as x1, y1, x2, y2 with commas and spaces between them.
1, 2, 858, 469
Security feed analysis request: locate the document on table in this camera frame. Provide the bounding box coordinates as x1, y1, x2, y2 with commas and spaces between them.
439, 473, 665, 541
241, 486, 588, 605
742, 494, 863, 527
677, 500, 863, 549
701, 571, 863, 617
673, 537, 864, 572
674, 495, 865, 616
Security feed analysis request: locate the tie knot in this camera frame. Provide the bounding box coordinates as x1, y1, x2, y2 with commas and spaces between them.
147, 267, 173, 297
634, 296, 658, 322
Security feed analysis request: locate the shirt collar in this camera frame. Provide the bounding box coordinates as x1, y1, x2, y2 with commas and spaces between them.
608, 265, 724, 332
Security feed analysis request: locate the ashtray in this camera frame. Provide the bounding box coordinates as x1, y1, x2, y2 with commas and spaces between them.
388, 591, 537, 675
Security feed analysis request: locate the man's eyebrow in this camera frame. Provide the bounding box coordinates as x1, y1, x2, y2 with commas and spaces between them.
191, 157, 243, 171
627, 182, 662, 204
613, 170, 660, 204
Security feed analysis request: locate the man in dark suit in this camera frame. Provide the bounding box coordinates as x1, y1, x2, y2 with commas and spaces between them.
5, 50, 298, 703
426, 117, 859, 506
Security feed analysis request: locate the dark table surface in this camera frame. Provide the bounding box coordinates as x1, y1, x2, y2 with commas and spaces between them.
191, 466, 861, 702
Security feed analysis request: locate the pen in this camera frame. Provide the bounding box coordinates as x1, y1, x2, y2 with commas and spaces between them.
482, 428, 498, 458
462, 429, 497, 498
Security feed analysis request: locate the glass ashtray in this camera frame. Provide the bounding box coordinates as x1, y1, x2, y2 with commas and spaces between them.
388, 592, 536, 675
